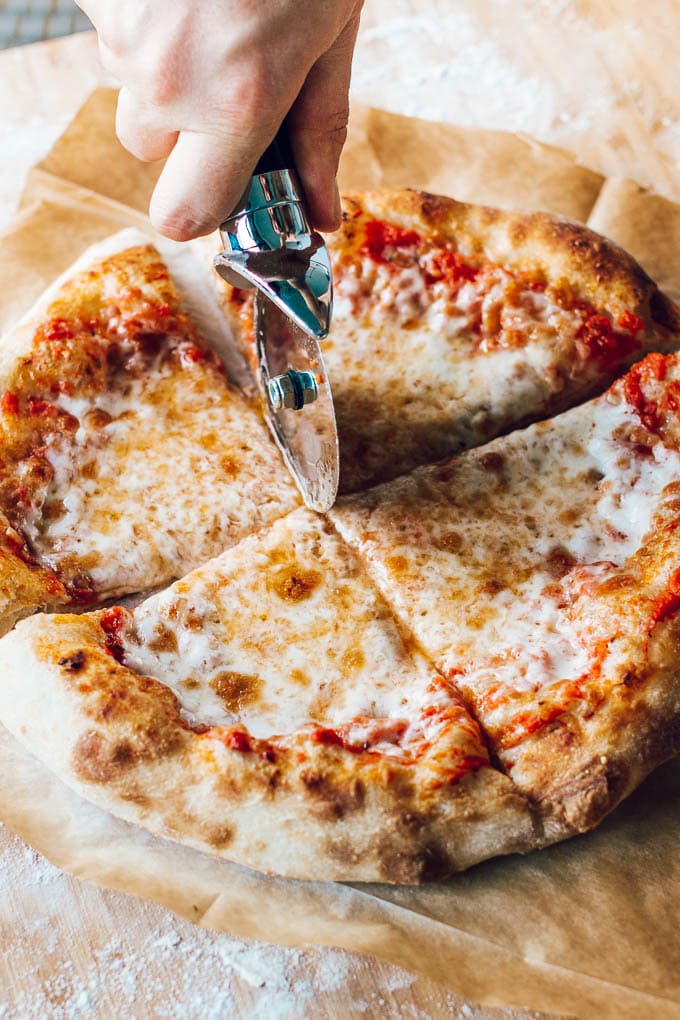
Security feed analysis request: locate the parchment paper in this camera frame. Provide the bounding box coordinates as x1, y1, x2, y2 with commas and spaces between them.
2, 88, 680, 1020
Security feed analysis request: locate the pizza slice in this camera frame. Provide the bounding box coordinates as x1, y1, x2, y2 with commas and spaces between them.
0, 508, 534, 883
0, 229, 300, 634
331, 351, 680, 841
211, 190, 680, 492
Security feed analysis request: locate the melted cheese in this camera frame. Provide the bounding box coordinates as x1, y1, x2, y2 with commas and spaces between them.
32, 368, 299, 593
120, 509, 443, 744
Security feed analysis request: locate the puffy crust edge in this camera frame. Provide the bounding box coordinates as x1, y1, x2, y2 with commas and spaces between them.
340, 189, 680, 336
513, 617, 680, 847
0, 612, 538, 884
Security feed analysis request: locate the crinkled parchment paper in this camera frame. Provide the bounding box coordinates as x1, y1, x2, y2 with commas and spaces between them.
1, 89, 679, 1020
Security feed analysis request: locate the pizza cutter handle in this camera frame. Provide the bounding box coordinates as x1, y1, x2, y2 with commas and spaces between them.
254, 122, 296, 175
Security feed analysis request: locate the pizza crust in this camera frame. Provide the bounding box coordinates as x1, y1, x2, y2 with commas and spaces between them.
348, 190, 680, 331
0, 610, 536, 883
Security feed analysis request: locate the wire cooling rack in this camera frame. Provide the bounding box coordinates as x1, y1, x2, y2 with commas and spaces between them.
0, 0, 91, 48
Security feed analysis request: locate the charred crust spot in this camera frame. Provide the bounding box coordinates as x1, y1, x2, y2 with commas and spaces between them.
480, 451, 504, 472
419, 191, 459, 225
378, 842, 451, 884
73, 721, 184, 784
300, 769, 364, 820
650, 289, 680, 333
119, 786, 150, 807
210, 671, 263, 713
58, 650, 86, 672
201, 822, 234, 849
393, 809, 428, 835
73, 730, 135, 783
325, 837, 361, 868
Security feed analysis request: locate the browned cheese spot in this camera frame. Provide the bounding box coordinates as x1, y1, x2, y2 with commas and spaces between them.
211, 671, 263, 713
480, 451, 504, 472
546, 545, 577, 579
148, 625, 179, 654
385, 554, 409, 577
341, 647, 366, 673
438, 530, 463, 554
85, 408, 113, 429
290, 668, 310, 686
269, 564, 322, 602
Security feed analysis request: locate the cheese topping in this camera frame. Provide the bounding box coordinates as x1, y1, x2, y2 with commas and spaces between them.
120, 510, 436, 736
101, 508, 489, 775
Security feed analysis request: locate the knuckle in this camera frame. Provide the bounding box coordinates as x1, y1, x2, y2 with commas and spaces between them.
227, 60, 272, 121
136, 63, 183, 108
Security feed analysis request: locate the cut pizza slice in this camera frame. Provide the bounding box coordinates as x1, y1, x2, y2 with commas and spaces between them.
0, 229, 299, 633
211, 190, 680, 492
0, 507, 535, 882
331, 351, 680, 843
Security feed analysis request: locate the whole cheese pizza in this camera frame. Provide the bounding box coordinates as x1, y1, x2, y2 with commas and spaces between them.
0, 192, 679, 883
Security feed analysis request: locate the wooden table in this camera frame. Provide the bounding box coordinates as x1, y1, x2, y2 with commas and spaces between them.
1, 8, 679, 1017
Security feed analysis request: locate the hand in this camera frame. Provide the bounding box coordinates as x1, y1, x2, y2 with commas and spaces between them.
77, 0, 363, 240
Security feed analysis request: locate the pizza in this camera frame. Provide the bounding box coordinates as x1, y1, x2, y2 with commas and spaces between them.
4, 346, 680, 880
0, 229, 299, 634
0, 193, 680, 884
213, 190, 680, 492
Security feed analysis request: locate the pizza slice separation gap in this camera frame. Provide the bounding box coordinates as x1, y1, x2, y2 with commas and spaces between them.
0, 507, 537, 883
210, 189, 680, 493
331, 350, 680, 843
0, 229, 300, 635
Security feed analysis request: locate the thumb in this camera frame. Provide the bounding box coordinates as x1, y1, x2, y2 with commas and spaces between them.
148, 128, 272, 241
287, 13, 361, 231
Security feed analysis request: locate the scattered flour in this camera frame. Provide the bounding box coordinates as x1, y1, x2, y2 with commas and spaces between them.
0, 824, 419, 1020
0, 825, 557, 1019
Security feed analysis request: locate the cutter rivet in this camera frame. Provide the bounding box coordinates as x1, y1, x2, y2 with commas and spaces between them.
268, 369, 318, 411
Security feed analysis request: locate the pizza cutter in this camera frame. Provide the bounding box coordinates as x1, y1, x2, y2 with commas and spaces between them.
213, 126, 339, 513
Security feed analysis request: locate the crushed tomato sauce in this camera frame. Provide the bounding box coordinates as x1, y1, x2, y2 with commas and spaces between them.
99, 606, 129, 664
227, 214, 649, 371
354, 217, 647, 362
623, 351, 680, 437
200, 677, 489, 787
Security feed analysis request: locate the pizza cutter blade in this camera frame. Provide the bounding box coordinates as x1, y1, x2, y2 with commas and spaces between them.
213, 126, 339, 512
254, 292, 338, 512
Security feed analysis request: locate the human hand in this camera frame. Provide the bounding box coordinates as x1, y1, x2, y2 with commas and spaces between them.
77, 0, 363, 240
